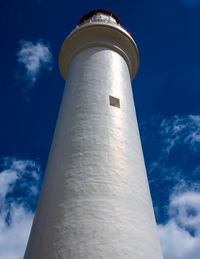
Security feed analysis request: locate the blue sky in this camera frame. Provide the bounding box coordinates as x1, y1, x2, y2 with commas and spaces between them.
0, 0, 200, 258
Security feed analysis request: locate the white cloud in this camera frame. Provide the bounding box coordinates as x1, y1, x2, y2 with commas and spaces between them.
17, 40, 53, 85
170, 191, 200, 234
0, 204, 33, 259
158, 190, 200, 259
0, 158, 41, 259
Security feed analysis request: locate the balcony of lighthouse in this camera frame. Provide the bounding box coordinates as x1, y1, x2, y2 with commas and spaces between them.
76, 10, 132, 37
78, 10, 120, 26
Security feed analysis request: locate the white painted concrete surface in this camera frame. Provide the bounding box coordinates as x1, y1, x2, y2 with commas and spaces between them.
24, 13, 163, 259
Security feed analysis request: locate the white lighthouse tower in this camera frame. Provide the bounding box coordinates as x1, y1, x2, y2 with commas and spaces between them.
24, 10, 163, 259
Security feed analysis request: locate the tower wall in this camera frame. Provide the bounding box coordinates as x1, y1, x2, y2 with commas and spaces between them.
24, 10, 163, 259
24, 46, 163, 258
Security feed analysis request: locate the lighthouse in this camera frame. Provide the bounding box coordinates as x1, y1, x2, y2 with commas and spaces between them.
24, 10, 163, 259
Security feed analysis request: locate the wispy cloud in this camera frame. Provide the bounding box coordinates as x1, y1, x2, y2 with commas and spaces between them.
0, 157, 41, 259
140, 114, 200, 258
140, 115, 200, 185
159, 115, 200, 155
16, 40, 53, 86
158, 189, 200, 259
